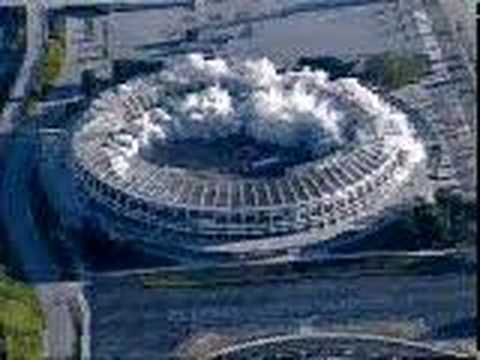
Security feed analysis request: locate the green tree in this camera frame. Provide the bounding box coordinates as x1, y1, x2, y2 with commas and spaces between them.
0, 274, 44, 360
404, 190, 477, 249
360, 52, 429, 90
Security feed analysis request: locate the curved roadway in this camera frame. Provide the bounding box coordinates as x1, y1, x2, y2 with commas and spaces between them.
0, 3, 82, 359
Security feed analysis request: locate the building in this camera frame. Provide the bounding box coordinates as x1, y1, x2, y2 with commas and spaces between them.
64, 54, 425, 263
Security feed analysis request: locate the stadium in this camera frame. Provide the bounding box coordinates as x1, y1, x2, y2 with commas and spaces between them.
203, 333, 467, 359
69, 54, 425, 261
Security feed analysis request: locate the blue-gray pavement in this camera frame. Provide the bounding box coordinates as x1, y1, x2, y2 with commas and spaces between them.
0, 0, 190, 9
1, 127, 56, 280
0, 123, 82, 359
114, 0, 392, 64
0, 1, 47, 135
0, 0, 386, 9
87, 272, 475, 359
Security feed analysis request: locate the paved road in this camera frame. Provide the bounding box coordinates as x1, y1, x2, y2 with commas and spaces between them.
0, 123, 81, 359
0, 1, 89, 357
87, 270, 475, 359
114, 0, 392, 64
0, 1, 47, 134
1, 0, 189, 8
91, 248, 465, 279
35, 283, 81, 359
1, 126, 56, 280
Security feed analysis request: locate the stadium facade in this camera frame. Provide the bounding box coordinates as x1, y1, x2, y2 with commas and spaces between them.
68, 55, 425, 261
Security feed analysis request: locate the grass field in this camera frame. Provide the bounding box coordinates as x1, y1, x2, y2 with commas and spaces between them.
0, 273, 44, 360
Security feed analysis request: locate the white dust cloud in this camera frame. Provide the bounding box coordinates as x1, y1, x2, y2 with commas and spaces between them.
90, 53, 425, 177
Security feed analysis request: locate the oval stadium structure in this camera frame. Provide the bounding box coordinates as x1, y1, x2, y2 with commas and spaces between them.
69, 54, 425, 261
204, 333, 468, 359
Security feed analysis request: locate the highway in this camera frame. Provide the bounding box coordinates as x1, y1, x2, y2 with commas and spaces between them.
89, 248, 466, 279
0, 2, 85, 358
0, 122, 83, 359
0, 127, 55, 280
0, 0, 93, 356
87, 270, 475, 358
